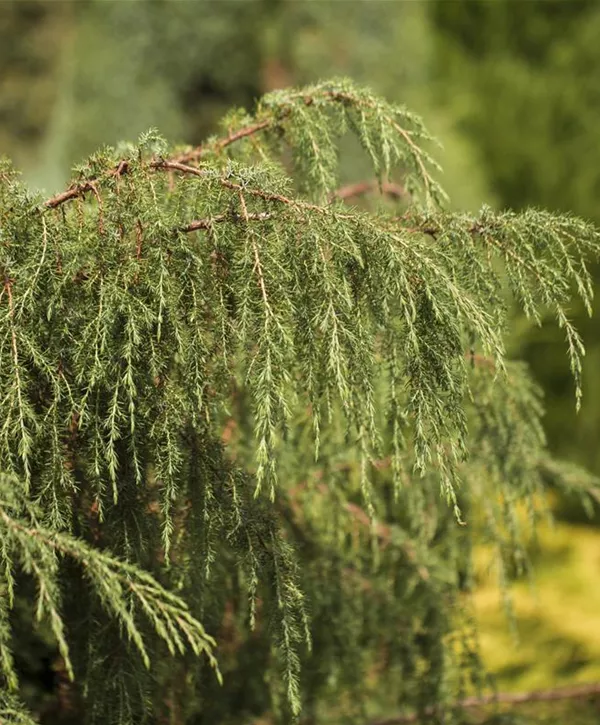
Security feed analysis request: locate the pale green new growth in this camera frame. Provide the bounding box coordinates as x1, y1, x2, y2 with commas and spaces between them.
0, 79, 598, 724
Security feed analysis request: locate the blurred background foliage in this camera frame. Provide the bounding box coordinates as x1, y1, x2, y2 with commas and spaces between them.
2, 1, 600, 722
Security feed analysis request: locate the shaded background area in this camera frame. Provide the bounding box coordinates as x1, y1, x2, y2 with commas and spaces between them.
2, 0, 600, 720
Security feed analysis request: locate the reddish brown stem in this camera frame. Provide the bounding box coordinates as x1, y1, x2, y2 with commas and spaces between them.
45, 162, 130, 210
369, 682, 600, 725
89, 182, 104, 235
180, 212, 272, 233
333, 180, 407, 202
176, 118, 273, 164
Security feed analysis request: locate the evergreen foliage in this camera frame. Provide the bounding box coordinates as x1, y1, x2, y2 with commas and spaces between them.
0, 79, 599, 724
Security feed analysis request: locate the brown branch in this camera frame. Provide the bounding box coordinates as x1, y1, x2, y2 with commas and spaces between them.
173, 85, 395, 166
152, 160, 316, 211
369, 682, 600, 725
35, 89, 371, 211
175, 84, 419, 168
42, 115, 271, 208
150, 159, 206, 179
43, 157, 282, 214
43, 121, 273, 210
157, 160, 301, 208
176, 118, 274, 164
332, 180, 407, 203
221, 179, 300, 207
45, 186, 86, 209
44, 161, 131, 210
180, 212, 273, 233
468, 352, 496, 371
89, 182, 104, 235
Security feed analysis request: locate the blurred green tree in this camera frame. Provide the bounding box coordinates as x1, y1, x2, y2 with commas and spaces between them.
0, 1, 66, 173
0, 1, 492, 211
430, 0, 600, 479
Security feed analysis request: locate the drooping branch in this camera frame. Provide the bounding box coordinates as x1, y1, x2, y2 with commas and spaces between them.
368, 682, 600, 725
0, 501, 220, 676
3, 77, 600, 725
317, 89, 439, 206
42, 81, 439, 213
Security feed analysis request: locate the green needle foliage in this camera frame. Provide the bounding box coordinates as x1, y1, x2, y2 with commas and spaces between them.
0, 79, 599, 725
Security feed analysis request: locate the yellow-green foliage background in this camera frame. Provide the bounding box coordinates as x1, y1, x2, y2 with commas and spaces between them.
475, 520, 600, 690
2, 1, 600, 720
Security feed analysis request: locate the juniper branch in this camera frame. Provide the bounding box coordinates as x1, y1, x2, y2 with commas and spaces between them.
369, 682, 600, 725
1, 79, 600, 725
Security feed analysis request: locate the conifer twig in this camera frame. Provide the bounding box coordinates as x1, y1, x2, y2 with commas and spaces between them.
3, 277, 31, 487
320, 89, 437, 205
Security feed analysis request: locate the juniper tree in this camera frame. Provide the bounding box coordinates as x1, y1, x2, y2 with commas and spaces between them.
0, 79, 599, 725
